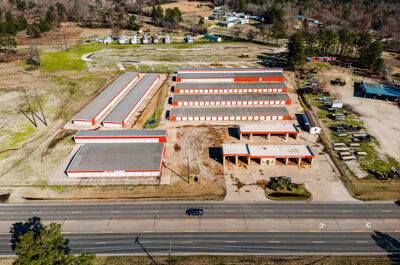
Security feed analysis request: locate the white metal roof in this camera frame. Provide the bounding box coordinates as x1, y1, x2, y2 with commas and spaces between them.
74, 130, 167, 138
248, 145, 314, 158
67, 143, 165, 172
222, 144, 314, 158
239, 123, 299, 133
222, 143, 249, 156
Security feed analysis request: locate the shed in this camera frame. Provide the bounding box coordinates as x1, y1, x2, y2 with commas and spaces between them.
130, 35, 138, 44
305, 110, 321, 134
204, 34, 221, 42
185, 34, 193, 43
164, 35, 171, 43
118, 35, 127, 44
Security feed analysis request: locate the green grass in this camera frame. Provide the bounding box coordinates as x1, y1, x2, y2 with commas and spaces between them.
265, 185, 312, 201
0, 123, 38, 150
40, 46, 101, 72
143, 109, 163, 129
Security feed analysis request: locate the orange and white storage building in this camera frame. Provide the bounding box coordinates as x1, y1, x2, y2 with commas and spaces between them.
169, 107, 290, 121
73, 130, 168, 143
174, 82, 288, 94
171, 93, 291, 106
72, 72, 139, 126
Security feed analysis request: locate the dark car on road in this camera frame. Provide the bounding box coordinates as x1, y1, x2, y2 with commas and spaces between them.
186, 208, 203, 216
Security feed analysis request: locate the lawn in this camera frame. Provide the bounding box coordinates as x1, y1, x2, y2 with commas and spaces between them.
40, 46, 101, 72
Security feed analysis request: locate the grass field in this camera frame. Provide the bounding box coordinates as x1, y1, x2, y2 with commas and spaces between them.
41, 46, 101, 72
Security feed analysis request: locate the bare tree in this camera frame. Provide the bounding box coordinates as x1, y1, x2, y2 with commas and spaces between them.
230, 26, 242, 40
247, 29, 258, 42
112, 25, 122, 38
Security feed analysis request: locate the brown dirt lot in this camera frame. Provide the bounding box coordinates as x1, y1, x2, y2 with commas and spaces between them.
144, 1, 213, 17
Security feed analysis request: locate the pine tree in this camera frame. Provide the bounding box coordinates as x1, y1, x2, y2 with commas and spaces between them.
288, 31, 306, 69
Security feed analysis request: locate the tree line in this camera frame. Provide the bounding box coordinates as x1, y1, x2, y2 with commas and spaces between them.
288, 28, 384, 73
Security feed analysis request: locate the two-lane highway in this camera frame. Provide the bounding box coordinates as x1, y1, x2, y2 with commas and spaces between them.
0, 202, 399, 256
0, 201, 399, 221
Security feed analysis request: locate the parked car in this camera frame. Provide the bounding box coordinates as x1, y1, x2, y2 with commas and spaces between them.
186, 208, 204, 216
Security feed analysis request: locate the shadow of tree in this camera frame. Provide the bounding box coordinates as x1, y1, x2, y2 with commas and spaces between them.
9, 217, 43, 251
371, 231, 400, 263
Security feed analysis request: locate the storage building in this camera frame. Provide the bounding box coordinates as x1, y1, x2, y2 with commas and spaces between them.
177, 68, 283, 73
130, 35, 138, 44
186, 34, 193, 43
73, 130, 168, 143
164, 35, 171, 43
204, 34, 221, 42
170, 106, 290, 121
72, 72, 139, 126
118, 35, 127, 44
174, 82, 287, 94
360, 81, 400, 100
66, 143, 166, 178
222, 144, 314, 166
305, 110, 321, 134
176, 72, 284, 83
171, 93, 291, 106
239, 123, 299, 141
103, 74, 160, 127
218, 21, 235, 27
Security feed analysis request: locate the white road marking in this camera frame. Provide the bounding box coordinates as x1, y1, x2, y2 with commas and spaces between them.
302, 210, 313, 212
148, 210, 159, 213
312, 241, 325, 244
366, 223, 372, 228
95, 242, 107, 245
181, 241, 194, 244
318, 223, 326, 229
33, 212, 42, 214
225, 210, 236, 212
342, 210, 353, 212
111, 211, 121, 213
356, 241, 368, 243
140, 241, 150, 244
225, 241, 237, 243
71, 211, 82, 214
268, 241, 280, 243
381, 210, 392, 212
263, 210, 275, 212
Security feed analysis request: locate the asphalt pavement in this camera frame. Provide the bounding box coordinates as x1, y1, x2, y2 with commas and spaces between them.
0, 202, 399, 256
1, 232, 399, 256
0, 201, 399, 221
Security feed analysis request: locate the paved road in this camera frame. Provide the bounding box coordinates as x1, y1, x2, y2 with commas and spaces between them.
0, 202, 399, 256
0, 202, 399, 221
1, 232, 399, 256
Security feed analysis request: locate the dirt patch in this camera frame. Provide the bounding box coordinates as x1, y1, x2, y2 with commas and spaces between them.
41, 129, 76, 159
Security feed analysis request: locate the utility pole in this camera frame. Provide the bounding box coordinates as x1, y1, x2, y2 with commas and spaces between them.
168, 243, 172, 265
135, 236, 158, 265
187, 156, 190, 184
63, 31, 68, 51
34, 89, 47, 126
22, 89, 37, 127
